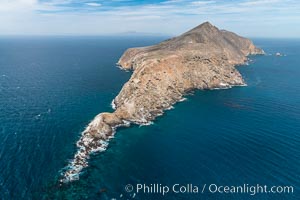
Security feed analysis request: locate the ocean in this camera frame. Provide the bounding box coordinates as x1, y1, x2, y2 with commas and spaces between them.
0, 36, 299, 200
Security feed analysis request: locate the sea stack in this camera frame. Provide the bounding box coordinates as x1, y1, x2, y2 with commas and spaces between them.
61, 22, 264, 182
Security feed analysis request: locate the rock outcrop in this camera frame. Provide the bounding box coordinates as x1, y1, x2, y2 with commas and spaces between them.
61, 22, 264, 182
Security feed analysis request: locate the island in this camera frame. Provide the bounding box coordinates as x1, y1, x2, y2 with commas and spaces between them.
61, 22, 264, 182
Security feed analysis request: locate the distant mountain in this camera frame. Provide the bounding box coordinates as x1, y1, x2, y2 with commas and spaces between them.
113, 31, 166, 36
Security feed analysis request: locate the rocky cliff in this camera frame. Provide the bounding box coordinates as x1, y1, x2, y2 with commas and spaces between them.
61, 22, 264, 182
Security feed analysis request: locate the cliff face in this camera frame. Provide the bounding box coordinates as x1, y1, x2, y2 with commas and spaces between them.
61, 22, 264, 182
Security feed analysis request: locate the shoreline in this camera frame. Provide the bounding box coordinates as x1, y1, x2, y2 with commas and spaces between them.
60, 78, 249, 183
59, 22, 264, 183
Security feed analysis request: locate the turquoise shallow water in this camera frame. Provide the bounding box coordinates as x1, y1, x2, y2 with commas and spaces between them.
0, 37, 299, 199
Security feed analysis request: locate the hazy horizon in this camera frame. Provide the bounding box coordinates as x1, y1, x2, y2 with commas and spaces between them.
0, 0, 300, 38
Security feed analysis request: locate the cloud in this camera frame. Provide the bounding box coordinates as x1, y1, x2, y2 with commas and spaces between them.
85, 2, 102, 7
239, 0, 280, 6
190, 1, 216, 5
0, 0, 299, 37
0, 0, 37, 11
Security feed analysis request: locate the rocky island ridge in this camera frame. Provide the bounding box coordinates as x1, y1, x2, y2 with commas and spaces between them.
61, 22, 264, 182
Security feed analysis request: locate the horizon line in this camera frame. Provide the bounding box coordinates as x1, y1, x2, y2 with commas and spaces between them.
0, 34, 299, 39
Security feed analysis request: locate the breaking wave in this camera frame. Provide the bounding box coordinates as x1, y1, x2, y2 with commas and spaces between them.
59, 117, 130, 183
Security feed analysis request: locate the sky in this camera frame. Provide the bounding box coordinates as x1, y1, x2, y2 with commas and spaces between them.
0, 0, 299, 37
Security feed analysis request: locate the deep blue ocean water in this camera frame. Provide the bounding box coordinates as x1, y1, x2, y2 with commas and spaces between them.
0, 37, 299, 200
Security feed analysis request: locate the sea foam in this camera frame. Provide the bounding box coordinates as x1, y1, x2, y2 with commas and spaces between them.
60, 114, 131, 183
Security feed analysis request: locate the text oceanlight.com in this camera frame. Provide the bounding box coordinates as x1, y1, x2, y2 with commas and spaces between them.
124, 183, 294, 196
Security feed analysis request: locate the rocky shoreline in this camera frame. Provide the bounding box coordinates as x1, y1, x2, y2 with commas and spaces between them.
60, 22, 264, 182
